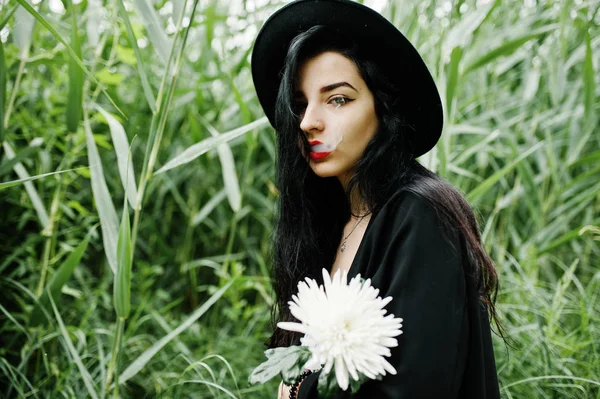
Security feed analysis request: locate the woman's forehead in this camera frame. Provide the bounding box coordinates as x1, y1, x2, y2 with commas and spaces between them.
296, 52, 363, 95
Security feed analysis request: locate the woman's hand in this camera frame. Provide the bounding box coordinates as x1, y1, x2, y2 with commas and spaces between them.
278, 380, 301, 399
278, 380, 291, 399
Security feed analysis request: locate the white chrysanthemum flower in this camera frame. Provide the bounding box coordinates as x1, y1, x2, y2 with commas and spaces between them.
277, 268, 403, 391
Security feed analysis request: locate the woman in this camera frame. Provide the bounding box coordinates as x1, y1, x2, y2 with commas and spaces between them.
250, 1, 505, 398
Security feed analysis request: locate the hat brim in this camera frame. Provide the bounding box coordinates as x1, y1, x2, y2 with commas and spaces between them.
251, 0, 443, 157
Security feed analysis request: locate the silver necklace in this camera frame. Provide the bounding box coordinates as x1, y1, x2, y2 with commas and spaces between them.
340, 215, 367, 253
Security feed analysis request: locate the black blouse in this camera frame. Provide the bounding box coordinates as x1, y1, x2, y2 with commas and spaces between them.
296, 188, 501, 398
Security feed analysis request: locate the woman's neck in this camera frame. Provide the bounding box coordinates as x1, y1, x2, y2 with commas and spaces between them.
348, 188, 370, 218
338, 170, 370, 217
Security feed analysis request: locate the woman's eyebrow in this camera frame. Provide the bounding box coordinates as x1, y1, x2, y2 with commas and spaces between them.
294, 81, 358, 98
320, 81, 357, 93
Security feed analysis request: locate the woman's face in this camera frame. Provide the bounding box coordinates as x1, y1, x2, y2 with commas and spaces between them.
295, 51, 379, 188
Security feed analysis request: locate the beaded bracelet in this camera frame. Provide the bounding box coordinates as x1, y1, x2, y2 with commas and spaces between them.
289, 369, 314, 399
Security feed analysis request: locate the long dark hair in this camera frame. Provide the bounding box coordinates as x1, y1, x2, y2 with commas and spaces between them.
265, 25, 505, 349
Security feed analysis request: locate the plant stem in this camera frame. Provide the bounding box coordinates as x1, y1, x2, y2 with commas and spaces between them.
130, 0, 200, 251
34, 237, 51, 297
105, 317, 125, 395
3, 55, 26, 129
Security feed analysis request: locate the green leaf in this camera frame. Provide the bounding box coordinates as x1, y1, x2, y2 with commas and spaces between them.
443, 0, 494, 51
280, 349, 313, 385
0, 138, 43, 177
172, 0, 186, 28
96, 105, 138, 209
29, 234, 91, 326
466, 141, 543, 203
583, 27, 596, 126
0, 3, 18, 30
538, 224, 600, 255
48, 291, 99, 399
155, 117, 269, 175
92, 132, 113, 150
113, 200, 132, 319
13, 0, 36, 59
66, 0, 83, 133
14, 0, 124, 117
84, 112, 119, 274
545, 259, 579, 338
85, 0, 102, 47
317, 368, 341, 398
132, 0, 171, 63
118, 277, 237, 384
191, 189, 227, 226
115, 0, 156, 113
0, 40, 5, 143
198, 116, 242, 212
95, 68, 126, 86
349, 372, 370, 393
2, 141, 49, 227
464, 24, 558, 74
248, 345, 310, 385
115, 45, 137, 66
445, 46, 463, 121
0, 168, 78, 190
226, 74, 252, 123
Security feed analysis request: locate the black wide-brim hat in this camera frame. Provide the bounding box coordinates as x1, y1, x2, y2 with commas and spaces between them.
251, 0, 443, 158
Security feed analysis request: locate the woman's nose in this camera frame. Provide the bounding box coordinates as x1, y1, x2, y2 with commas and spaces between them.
299, 104, 324, 133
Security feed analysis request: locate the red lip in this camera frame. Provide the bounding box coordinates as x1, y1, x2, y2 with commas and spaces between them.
308, 140, 323, 146
310, 151, 332, 160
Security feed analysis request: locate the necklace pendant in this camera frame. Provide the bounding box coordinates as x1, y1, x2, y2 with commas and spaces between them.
341, 241, 346, 252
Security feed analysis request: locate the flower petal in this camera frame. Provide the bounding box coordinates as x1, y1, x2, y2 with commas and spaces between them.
335, 354, 349, 391
304, 357, 321, 370
277, 322, 310, 334
342, 351, 359, 381
381, 358, 397, 375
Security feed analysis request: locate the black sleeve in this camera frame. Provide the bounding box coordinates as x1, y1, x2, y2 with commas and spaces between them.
298, 192, 469, 398
297, 371, 320, 399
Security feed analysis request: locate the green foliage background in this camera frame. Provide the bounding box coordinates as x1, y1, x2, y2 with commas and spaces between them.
0, 0, 599, 397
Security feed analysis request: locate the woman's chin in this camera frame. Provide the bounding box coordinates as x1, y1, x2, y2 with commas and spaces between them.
309, 163, 339, 178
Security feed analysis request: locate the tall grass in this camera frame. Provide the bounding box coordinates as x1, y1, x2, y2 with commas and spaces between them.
0, 0, 598, 397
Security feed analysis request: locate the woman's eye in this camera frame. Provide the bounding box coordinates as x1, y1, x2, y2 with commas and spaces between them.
330, 97, 350, 106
